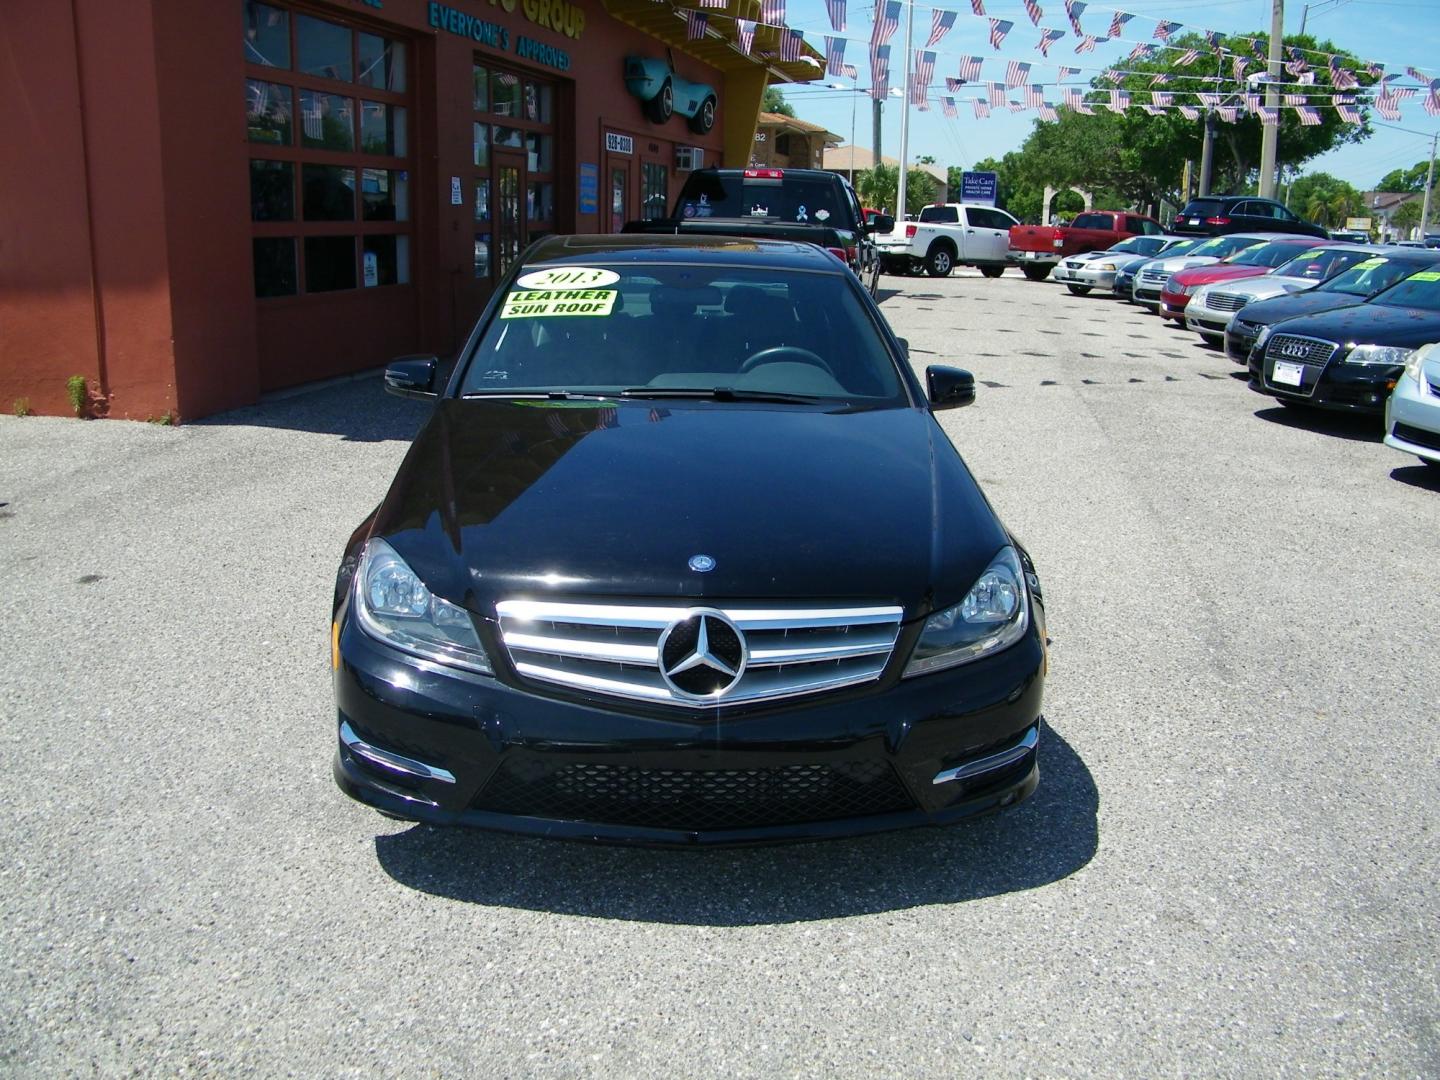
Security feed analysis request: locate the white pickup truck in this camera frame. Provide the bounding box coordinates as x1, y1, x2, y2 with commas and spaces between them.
875, 203, 1020, 278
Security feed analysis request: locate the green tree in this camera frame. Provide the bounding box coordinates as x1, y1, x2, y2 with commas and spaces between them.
762, 87, 795, 118
1375, 161, 1430, 193
1287, 172, 1363, 226
1391, 200, 1422, 237
855, 163, 938, 216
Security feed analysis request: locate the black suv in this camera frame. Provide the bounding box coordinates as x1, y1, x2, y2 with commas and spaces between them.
1172, 196, 1327, 239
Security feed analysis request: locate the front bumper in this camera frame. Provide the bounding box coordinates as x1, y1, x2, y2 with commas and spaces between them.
1054, 264, 1118, 289
1384, 372, 1440, 464
332, 607, 1046, 845
1133, 284, 1163, 308
1249, 349, 1402, 416
1159, 290, 1191, 320
1184, 306, 1231, 336
1226, 319, 1263, 363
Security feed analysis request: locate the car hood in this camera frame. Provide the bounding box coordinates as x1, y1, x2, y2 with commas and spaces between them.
1207, 275, 1318, 301
1173, 264, 1268, 287
1236, 290, 1368, 326
369, 399, 1008, 620
1261, 302, 1440, 349
1146, 255, 1220, 273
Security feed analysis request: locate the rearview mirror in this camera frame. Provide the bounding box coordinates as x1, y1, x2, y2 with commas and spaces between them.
926, 366, 976, 410
384, 355, 438, 399
868, 215, 895, 234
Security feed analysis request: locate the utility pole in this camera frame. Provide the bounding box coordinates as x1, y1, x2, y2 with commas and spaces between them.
872, 99, 882, 171
1199, 112, 1217, 195
1422, 133, 1438, 239
894, 0, 916, 221
1258, 0, 1285, 198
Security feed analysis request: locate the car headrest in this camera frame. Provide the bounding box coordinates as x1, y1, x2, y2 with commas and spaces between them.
649, 284, 722, 316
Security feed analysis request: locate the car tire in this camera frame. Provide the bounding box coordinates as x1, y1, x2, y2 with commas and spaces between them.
1022, 264, 1051, 282
925, 245, 955, 277
1065, 284, 1091, 296
647, 80, 674, 124
980, 266, 1004, 278
690, 96, 716, 135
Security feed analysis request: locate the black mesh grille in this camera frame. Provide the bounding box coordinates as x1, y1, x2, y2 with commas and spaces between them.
1395, 422, 1440, 452
1266, 334, 1337, 367
473, 758, 915, 831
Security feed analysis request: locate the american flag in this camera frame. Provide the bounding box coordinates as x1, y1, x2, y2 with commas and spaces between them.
1249, 37, 1266, 60
1153, 91, 1172, 107
1056, 65, 1079, 80
1424, 80, 1440, 117
1329, 59, 1358, 90
926, 10, 956, 47
1008, 100, 1028, 112
988, 81, 1006, 105
1106, 88, 1129, 113
546, 412, 571, 440
1025, 84, 1045, 108
1232, 57, 1248, 82
957, 55, 984, 82
1005, 60, 1031, 87
698, 0, 726, 8
825, 0, 846, 32
1037, 28, 1065, 57
1022, 0, 1043, 27
1150, 72, 1171, 85
842, 63, 859, 77
1295, 105, 1321, 125
1335, 96, 1361, 123
1285, 47, 1310, 77
1217, 106, 1238, 123
1244, 92, 1259, 113
1255, 105, 1277, 124
914, 49, 937, 93
1365, 61, 1385, 81
779, 28, 803, 61
1406, 65, 1429, 82
1178, 105, 1198, 119
737, 19, 756, 54
1037, 103, 1058, 121
1072, 101, 1094, 115
825, 36, 846, 76
1074, 34, 1101, 54
1064, 1, 1086, 36
872, 1, 900, 46
760, 0, 785, 26
945, 77, 967, 91
970, 0, 985, 15
1062, 86, 1083, 108
1098, 67, 1122, 85
685, 10, 707, 39
1153, 20, 1180, 42
973, 98, 991, 118
988, 19, 1013, 49
869, 43, 890, 97
1283, 93, 1305, 106
1107, 11, 1131, 38
1175, 49, 1200, 68
1204, 30, 1223, 52
1141, 104, 1163, 116
1126, 43, 1152, 63
1196, 92, 1221, 108
908, 73, 927, 105
942, 96, 958, 117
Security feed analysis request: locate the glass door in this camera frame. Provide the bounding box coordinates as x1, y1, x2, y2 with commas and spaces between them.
494, 152, 524, 278
608, 162, 630, 233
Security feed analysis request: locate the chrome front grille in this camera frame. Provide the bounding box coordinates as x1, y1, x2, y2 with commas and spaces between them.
1208, 292, 1248, 313
495, 599, 903, 707
1264, 333, 1338, 367
1140, 269, 1171, 286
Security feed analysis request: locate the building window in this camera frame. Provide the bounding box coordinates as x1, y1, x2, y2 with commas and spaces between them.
472, 62, 557, 282
641, 162, 669, 221
243, 1, 411, 297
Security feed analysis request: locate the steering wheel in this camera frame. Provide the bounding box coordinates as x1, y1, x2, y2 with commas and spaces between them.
739, 346, 836, 377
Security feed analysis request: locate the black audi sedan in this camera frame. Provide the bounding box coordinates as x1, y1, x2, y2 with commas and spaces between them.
1227, 249, 1440, 362
331, 235, 1047, 845
1250, 268, 1440, 415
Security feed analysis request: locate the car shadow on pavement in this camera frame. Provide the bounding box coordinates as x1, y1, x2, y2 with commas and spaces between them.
1390, 462, 1440, 491
196, 367, 447, 443
372, 722, 1098, 926
1252, 405, 1382, 444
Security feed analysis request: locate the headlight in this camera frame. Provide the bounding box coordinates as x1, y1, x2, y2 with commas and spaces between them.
904, 547, 1029, 677
1096, 263, 1116, 271
1404, 342, 1436, 383
1255, 324, 1274, 349
354, 537, 492, 674
1344, 343, 1415, 367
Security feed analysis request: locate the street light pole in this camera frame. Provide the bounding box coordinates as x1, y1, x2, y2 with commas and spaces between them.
894, 0, 915, 220
1258, 0, 1285, 198
1422, 133, 1438, 240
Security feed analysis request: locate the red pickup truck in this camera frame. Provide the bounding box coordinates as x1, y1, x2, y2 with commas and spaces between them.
1008, 211, 1165, 281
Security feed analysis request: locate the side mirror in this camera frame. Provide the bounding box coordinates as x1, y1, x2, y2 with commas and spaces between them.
384, 355, 438, 399
926, 365, 976, 410
868, 214, 896, 234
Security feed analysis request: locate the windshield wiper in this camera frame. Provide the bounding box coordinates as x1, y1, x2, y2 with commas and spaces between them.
460, 390, 616, 400
618, 387, 829, 404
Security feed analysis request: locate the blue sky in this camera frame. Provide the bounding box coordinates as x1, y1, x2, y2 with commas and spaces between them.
772, 0, 1440, 192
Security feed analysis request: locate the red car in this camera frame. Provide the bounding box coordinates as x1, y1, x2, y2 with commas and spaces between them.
1158, 237, 1319, 322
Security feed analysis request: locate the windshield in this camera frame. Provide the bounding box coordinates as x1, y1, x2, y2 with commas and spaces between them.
676, 174, 845, 224
1223, 241, 1311, 268
1161, 239, 1200, 257
1371, 268, 1440, 312
1189, 234, 1262, 259
1272, 247, 1368, 281
1110, 236, 1167, 256
459, 264, 905, 402
1180, 199, 1224, 218
1318, 256, 1434, 297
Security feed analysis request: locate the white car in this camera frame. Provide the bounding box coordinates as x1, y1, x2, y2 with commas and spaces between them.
1052, 235, 1189, 296
878, 203, 1019, 278
1184, 244, 1374, 344
1384, 343, 1440, 469
1131, 232, 1283, 309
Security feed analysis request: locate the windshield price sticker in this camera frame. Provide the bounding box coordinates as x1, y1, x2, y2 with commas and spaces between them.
500, 289, 616, 318
515, 266, 620, 290
1353, 258, 1387, 269
1409, 271, 1440, 282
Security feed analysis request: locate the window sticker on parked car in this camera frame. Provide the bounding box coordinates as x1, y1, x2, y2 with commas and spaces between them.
1353, 258, 1387, 269
1408, 271, 1440, 282
499, 289, 617, 318
515, 267, 620, 290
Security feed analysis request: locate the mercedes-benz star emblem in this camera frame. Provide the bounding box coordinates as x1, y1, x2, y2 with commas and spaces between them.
658, 609, 747, 700
688, 554, 716, 573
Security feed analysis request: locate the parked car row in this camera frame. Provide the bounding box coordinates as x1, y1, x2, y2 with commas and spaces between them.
1050, 230, 1440, 472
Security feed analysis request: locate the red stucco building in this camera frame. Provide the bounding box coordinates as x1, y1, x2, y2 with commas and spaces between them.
2, 0, 819, 420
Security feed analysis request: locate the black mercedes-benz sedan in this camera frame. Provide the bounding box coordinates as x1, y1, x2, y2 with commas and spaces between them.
1249, 268, 1440, 415
1227, 249, 1440, 362
330, 235, 1047, 845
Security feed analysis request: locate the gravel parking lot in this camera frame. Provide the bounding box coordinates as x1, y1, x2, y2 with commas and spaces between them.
2, 268, 1437, 1077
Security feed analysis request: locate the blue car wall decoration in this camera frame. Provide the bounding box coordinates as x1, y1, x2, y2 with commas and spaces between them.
624, 55, 717, 134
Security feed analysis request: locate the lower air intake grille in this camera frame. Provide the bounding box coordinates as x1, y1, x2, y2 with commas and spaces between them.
473, 758, 915, 831
1394, 422, 1440, 452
